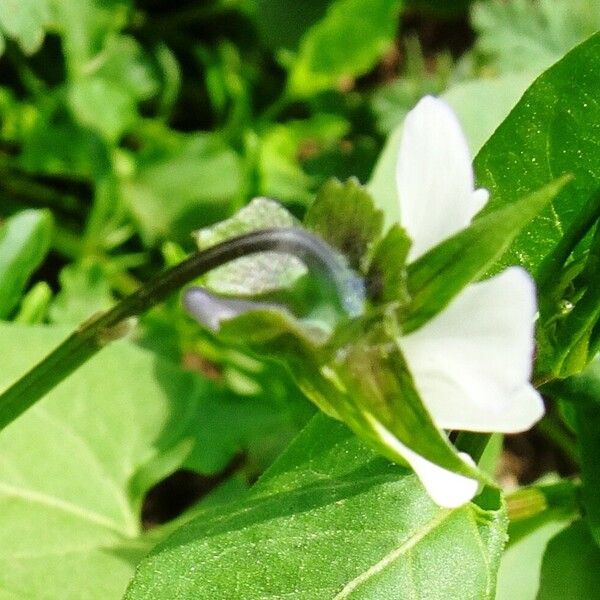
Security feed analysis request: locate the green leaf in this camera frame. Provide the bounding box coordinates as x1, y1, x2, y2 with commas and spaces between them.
255, 0, 329, 51
0, 322, 308, 598
304, 178, 384, 269
0, 209, 53, 319
365, 224, 411, 305
122, 132, 242, 244
0, 323, 185, 599
545, 221, 600, 375
48, 260, 115, 324
474, 33, 600, 277
0, 0, 51, 55
495, 519, 570, 600
550, 356, 600, 546
258, 115, 350, 204
125, 414, 507, 599
287, 0, 402, 97
404, 178, 568, 332
67, 35, 158, 142
537, 520, 600, 599
471, 0, 600, 76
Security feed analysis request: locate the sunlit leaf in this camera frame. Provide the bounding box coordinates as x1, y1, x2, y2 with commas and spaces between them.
287, 0, 402, 97
125, 414, 507, 599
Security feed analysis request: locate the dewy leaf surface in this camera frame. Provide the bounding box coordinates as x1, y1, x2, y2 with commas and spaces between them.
125, 414, 507, 599
0, 322, 301, 599
194, 197, 306, 295
474, 32, 600, 277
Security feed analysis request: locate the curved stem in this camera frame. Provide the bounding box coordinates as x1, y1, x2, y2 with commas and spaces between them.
0, 227, 363, 432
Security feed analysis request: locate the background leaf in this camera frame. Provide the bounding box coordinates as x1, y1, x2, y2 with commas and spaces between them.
471, 0, 600, 76
548, 355, 600, 545
0, 209, 53, 319
287, 0, 403, 97
125, 414, 507, 599
495, 518, 571, 600
0, 0, 51, 55
537, 520, 600, 599
0, 322, 309, 599
122, 133, 242, 244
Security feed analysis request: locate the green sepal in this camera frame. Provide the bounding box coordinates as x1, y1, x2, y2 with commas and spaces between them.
365, 223, 411, 306
218, 307, 487, 484
304, 177, 384, 270
404, 177, 570, 333
331, 329, 486, 482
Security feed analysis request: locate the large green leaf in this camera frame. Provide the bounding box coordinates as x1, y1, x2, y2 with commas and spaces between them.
125, 414, 507, 599
0, 0, 51, 55
287, 0, 402, 97
0, 322, 305, 598
0, 209, 53, 319
474, 33, 600, 276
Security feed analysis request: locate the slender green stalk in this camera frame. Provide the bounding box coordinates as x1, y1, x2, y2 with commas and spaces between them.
0, 228, 361, 432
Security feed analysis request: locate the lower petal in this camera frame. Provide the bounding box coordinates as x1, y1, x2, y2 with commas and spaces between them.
366, 414, 479, 508
399, 267, 542, 433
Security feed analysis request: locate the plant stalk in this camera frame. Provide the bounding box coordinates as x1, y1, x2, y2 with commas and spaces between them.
0, 227, 360, 432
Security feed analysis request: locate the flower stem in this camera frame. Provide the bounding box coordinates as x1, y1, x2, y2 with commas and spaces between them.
0, 227, 361, 432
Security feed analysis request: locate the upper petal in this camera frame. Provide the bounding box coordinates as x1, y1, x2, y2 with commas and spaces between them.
399, 267, 544, 433
396, 96, 488, 260
366, 414, 479, 508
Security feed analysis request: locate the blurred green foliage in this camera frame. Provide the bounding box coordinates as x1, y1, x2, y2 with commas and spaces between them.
2, 2, 600, 598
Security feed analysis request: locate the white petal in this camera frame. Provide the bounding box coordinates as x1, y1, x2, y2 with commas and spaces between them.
397, 96, 488, 260
399, 267, 543, 433
366, 414, 478, 508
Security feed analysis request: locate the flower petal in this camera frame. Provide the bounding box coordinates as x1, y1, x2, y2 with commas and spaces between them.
367, 414, 479, 508
396, 96, 488, 260
399, 267, 543, 433
184, 287, 286, 332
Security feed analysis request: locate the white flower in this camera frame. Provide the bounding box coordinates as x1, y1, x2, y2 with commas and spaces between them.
379, 96, 545, 508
